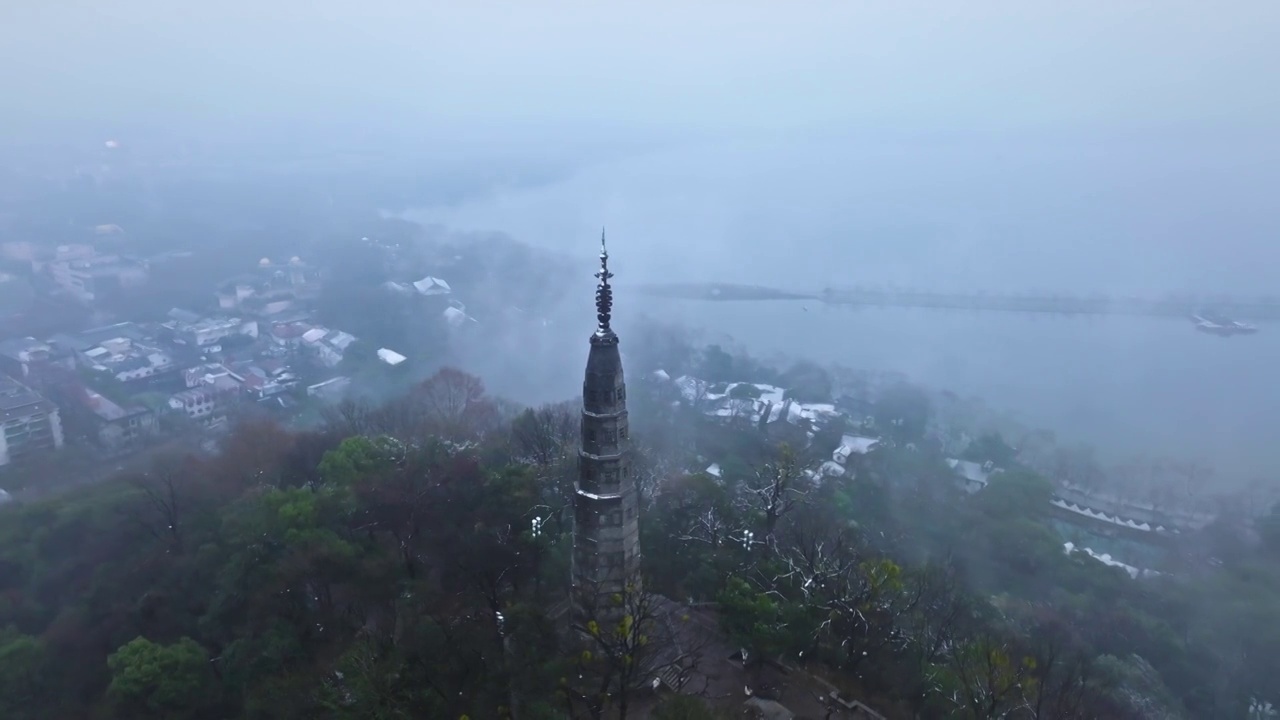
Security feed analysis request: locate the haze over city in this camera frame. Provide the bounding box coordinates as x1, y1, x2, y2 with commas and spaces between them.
1, 3, 1279, 719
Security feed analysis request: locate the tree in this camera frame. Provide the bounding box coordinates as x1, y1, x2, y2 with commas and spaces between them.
1258, 503, 1280, 556
873, 382, 930, 442
124, 453, 193, 554
697, 345, 736, 383
943, 630, 1036, 720
412, 367, 501, 441
567, 583, 700, 720
962, 433, 1018, 467
741, 443, 812, 545
510, 401, 578, 467
0, 631, 48, 719
317, 435, 403, 486
106, 636, 215, 719
780, 360, 833, 403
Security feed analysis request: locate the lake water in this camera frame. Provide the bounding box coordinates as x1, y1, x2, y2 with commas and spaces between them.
409, 135, 1280, 488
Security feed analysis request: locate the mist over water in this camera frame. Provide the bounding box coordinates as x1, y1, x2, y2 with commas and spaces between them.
412, 135, 1280, 484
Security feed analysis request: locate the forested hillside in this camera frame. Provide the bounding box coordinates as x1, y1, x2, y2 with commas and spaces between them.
1, 353, 1279, 719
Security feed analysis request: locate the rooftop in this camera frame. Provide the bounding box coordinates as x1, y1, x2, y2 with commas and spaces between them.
75, 385, 136, 422
377, 348, 407, 366
50, 323, 149, 352
0, 375, 56, 421
0, 336, 54, 362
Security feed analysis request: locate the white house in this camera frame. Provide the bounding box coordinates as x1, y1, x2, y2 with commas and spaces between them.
833, 435, 881, 465
377, 348, 407, 366
413, 276, 452, 296
947, 458, 1001, 494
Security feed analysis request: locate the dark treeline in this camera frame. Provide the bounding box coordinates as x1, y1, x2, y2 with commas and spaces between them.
1, 335, 1279, 719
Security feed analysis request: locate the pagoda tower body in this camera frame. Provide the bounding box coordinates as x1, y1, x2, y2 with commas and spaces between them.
571, 231, 642, 622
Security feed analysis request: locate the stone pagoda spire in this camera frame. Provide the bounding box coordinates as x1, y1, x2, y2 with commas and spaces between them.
572, 229, 642, 621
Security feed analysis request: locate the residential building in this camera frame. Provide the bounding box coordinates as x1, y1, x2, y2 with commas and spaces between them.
169, 364, 244, 423
164, 312, 258, 348
948, 458, 1001, 494
0, 374, 64, 466
412, 275, 451, 296
301, 327, 357, 368
50, 323, 176, 384
306, 376, 351, 400
59, 384, 157, 451
376, 348, 407, 366
47, 250, 148, 301
0, 337, 72, 381
215, 256, 318, 314
268, 321, 313, 348
233, 361, 298, 400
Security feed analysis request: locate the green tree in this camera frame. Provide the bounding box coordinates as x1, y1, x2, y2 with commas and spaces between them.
106, 636, 214, 719
317, 434, 402, 486
873, 382, 931, 442
962, 432, 1018, 467
0, 631, 48, 719
780, 360, 833, 403
1258, 503, 1280, 556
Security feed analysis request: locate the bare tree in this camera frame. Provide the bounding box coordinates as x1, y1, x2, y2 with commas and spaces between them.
566, 582, 707, 720
946, 630, 1036, 720
510, 401, 578, 467
125, 453, 193, 554
902, 561, 974, 711
741, 443, 813, 545
412, 367, 502, 441
321, 397, 377, 437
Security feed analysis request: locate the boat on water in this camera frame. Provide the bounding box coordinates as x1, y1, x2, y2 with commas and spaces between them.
1191, 314, 1259, 337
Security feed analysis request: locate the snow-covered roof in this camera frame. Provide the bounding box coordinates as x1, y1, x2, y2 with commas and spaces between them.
377, 348, 407, 366
837, 435, 880, 457
327, 331, 357, 351
947, 459, 999, 492
301, 327, 328, 344
413, 276, 452, 295
1063, 542, 1158, 579
787, 402, 840, 425
705, 463, 722, 478
443, 306, 469, 327
1051, 498, 1160, 532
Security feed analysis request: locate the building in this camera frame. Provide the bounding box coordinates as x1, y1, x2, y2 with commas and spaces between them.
376, 348, 407, 366
169, 365, 244, 423
0, 374, 64, 466
47, 250, 148, 302
0, 337, 71, 381
51, 323, 176, 384
61, 384, 157, 451
833, 435, 881, 465
215, 257, 318, 314
572, 234, 642, 623
948, 458, 1002, 494
306, 376, 351, 400
301, 327, 357, 368
164, 313, 258, 348
232, 361, 298, 400
412, 275, 451, 296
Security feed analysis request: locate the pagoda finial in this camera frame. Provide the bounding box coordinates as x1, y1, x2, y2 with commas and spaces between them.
593, 228, 615, 339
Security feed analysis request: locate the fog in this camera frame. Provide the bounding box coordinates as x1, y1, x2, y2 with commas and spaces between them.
4, 0, 1280, 481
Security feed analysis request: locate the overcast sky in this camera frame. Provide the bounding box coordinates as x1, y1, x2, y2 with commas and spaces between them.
3, 1, 1277, 139
5, 1, 1279, 477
